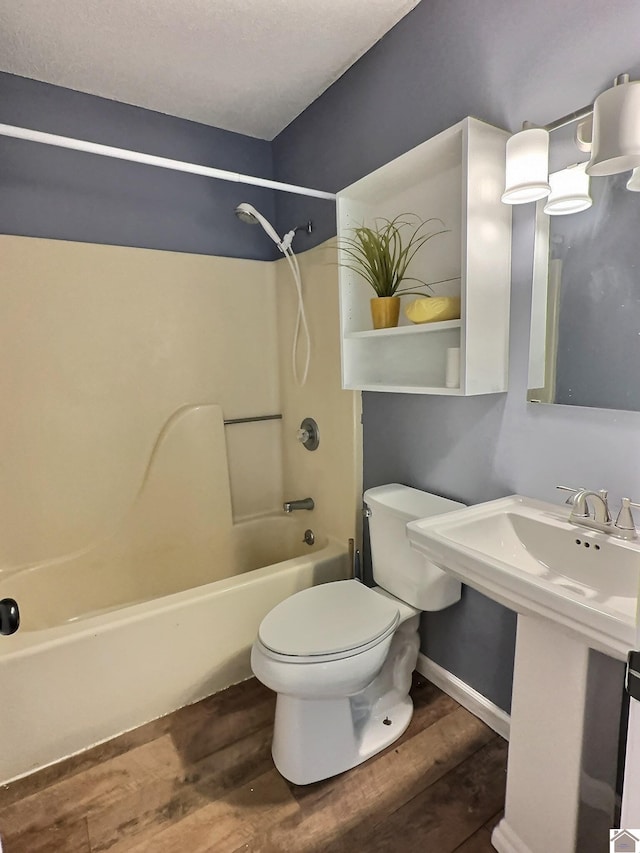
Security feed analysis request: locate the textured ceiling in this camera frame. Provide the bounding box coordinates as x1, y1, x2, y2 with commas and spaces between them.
0, 0, 420, 140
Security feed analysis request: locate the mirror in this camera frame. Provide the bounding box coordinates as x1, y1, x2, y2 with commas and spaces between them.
528, 168, 640, 411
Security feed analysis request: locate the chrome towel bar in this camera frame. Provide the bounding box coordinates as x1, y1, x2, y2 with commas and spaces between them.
223, 414, 283, 426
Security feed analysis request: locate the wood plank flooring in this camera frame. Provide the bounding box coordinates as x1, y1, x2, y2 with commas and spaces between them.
0, 674, 507, 852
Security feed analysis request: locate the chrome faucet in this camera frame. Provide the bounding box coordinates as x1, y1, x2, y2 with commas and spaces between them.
556, 485, 638, 539
572, 489, 611, 524
283, 497, 314, 513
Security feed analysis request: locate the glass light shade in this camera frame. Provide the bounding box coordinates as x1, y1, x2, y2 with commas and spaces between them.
502, 127, 550, 204
543, 163, 592, 215
586, 79, 640, 176
627, 167, 640, 191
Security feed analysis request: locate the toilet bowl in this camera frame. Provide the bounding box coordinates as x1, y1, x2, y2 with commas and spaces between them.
251, 483, 465, 785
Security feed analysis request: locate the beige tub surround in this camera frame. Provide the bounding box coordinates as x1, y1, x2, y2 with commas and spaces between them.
0, 236, 282, 557
275, 240, 362, 550
0, 235, 359, 566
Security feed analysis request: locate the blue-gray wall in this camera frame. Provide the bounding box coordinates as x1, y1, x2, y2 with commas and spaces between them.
273, 0, 640, 712
0, 72, 279, 260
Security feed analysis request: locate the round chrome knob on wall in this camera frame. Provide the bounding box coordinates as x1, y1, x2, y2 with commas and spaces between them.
297, 417, 319, 451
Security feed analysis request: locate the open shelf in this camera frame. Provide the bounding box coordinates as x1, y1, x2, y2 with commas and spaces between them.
342, 322, 461, 391
337, 117, 512, 396
344, 319, 462, 340
344, 383, 464, 395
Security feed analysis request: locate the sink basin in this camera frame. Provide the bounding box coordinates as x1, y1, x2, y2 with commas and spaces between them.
407, 495, 640, 659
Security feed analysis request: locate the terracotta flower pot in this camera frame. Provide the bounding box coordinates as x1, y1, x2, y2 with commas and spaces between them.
370, 296, 401, 330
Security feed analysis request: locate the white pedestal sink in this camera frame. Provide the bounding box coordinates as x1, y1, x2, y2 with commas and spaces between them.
407, 495, 640, 853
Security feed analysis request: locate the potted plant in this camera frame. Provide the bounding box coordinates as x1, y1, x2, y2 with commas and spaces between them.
337, 214, 451, 329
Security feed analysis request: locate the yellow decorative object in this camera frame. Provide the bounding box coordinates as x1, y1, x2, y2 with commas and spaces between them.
405, 296, 461, 324
370, 296, 401, 329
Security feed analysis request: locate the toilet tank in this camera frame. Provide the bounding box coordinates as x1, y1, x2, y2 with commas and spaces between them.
364, 483, 465, 611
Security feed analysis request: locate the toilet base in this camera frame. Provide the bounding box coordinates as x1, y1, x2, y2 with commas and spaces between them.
271, 615, 420, 785
272, 692, 414, 785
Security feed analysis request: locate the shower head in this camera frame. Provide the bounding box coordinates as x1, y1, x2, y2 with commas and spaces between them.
235, 201, 312, 385
234, 202, 260, 226
234, 202, 283, 247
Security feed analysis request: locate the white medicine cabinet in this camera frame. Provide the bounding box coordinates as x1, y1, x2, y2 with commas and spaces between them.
337, 117, 512, 394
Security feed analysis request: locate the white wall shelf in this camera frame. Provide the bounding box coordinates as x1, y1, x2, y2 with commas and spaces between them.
337, 117, 512, 395
347, 383, 465, 395
344, 319, 462, 340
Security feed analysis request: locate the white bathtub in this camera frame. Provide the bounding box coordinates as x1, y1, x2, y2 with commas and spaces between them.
0, 515, 350, 785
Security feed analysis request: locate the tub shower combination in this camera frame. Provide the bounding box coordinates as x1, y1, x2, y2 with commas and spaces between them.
0, 121, 348, 785
0, 404, 349, 784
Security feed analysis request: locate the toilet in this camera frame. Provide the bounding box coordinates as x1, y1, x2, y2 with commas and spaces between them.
250, 483, 465, 785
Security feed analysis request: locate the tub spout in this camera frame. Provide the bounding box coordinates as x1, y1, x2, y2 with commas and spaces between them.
283, 498, 314, 513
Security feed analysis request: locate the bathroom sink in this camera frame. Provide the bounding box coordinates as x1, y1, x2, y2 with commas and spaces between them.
407, 495, 640, 659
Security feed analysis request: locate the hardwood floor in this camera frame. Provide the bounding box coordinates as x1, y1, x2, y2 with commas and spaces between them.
0, 674, 507, 852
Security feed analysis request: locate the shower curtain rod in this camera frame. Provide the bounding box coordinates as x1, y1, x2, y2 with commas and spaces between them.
0, 123, 336, 201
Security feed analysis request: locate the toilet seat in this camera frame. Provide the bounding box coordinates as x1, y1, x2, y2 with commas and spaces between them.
258, 580, 399, 663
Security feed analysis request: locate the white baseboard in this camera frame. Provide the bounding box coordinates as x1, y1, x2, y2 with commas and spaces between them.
491, 818, 534, 853
416, 653, 510, 741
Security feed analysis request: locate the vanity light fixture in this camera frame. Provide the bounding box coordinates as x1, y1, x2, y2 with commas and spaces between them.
502, 72, 640, 210
575, 116, 593, 153
543, 163, 592, 215
586, 74, 640, 176
501, 127, 551, 204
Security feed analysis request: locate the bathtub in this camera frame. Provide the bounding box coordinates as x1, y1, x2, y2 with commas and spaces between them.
0, 515, 350, 785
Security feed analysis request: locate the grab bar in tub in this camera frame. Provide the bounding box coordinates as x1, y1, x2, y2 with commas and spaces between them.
223, 414, 282, 426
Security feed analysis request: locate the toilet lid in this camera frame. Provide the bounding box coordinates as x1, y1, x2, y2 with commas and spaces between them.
258, 580, 399, 658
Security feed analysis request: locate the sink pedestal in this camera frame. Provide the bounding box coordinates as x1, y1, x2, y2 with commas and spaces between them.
492, 615, 594, 853
406, 494, 633, 853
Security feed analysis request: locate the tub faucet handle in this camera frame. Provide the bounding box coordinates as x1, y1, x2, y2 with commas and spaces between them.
297, 418, 319, 451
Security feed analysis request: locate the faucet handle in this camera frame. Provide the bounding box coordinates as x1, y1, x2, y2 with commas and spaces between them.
556, 485, 585, 507
615, 497, 640, 535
